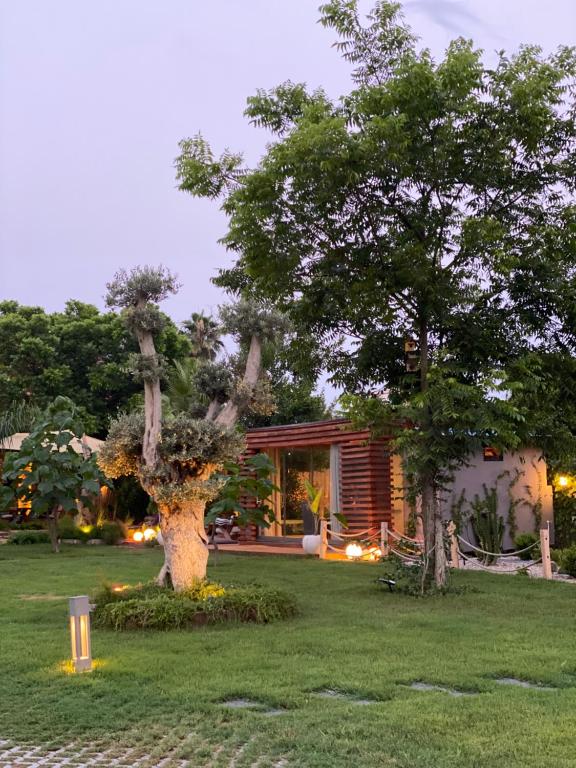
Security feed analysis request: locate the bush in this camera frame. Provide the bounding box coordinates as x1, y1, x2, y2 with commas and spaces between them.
92, 581, 298, 630
514, 532, 540, 561
16, 520, 45, 530
98, 521, 125, 545
9, 530, 50, 545
57, 516, 87, 541
554, 545, 576, 577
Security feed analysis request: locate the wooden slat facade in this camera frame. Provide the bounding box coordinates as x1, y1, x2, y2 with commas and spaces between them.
243, 419, 394, 539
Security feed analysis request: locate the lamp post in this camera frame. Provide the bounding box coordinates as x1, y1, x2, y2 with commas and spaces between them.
69, 595, 92, 673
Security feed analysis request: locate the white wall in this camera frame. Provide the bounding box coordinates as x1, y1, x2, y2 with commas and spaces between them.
445, 449, 553, 549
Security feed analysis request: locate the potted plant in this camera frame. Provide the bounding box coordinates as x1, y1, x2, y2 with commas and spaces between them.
301, 481, 347, 555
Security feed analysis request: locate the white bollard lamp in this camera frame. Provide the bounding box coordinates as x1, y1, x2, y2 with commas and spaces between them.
69, 595, 92, 673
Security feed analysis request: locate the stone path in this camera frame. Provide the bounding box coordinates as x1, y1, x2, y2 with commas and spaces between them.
0, 737, 289, 768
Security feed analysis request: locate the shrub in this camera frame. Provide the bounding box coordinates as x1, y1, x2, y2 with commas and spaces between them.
514, 532, 540, 561
555, 545, 576, 577
98, 521, 125, 545
9, 530, 50, 545
16, 520, 46, 530
57, 517, 87, 541
92, 581, 298, 630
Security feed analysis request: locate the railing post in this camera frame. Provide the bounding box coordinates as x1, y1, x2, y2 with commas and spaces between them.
540, 522, 552, 580
319, 519, 328, 560
447, 521, 459, 569
380, 522, 389, 557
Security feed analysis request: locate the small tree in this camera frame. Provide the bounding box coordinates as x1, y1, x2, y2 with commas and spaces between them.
0, 397, 105, 552
98, 266, 287, 590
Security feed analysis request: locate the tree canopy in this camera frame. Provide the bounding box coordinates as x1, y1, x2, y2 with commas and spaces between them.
0, 300, 190, 436
175, 0, 576, 588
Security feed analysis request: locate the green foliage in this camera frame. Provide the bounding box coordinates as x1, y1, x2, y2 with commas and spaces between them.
177, 0, 576, 558
514, 532, 540, 561
57, 517, 89, 541
207, 453, 279, 529
8, 530, 50, 545
99, 411, 246, 484
182, 312, 224, 361
0, 397, 108, 525
552, 489, 576, 548
379, 555, 468, 597
105, 266, 181, 309
0, 300, 189, 436
93, 580, 298, 630
99, 521, 125, 545
219, 301, 290, 348
470, 485, 505, 565
553, 545, 576, 578
341, 368, 524, 497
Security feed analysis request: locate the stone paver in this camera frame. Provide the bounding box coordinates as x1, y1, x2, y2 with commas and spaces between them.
0, 737, 289, 768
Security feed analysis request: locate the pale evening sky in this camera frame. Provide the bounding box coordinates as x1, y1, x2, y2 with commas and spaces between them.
1, 0, 575, 331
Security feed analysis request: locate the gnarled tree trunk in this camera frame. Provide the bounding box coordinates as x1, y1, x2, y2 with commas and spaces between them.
157, 500, 209, 591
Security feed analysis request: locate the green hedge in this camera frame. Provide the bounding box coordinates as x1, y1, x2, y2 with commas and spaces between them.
92, 582, 298, 630
9, 531, 50, 545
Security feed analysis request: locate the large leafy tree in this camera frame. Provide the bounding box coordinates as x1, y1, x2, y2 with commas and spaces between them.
98, 267, 287, 590
0, 397, 106, 552
175, 1, 576, 587
0, 300, 190, 436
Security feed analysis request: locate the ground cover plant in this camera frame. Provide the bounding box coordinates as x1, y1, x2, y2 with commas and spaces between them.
93, 581, 297, 629
1, 545, 576, 767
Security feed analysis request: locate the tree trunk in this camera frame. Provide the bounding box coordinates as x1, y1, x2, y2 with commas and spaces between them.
417, 316, 447, 589
158, 500, 209, 591
214, 335, 262, 427
47, 510, 60, 554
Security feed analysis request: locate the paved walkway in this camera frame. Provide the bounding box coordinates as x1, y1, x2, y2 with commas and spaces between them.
0, 737, 289, 767
208, 542, 306, 556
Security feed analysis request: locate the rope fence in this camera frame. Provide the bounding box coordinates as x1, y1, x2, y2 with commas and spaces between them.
316, 518, 554, 581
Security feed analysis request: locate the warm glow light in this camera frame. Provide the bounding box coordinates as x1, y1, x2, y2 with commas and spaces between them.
69, 596, 92, 673
558, 476, 569, 487
345, 543, 363, 560
133, 531, 144, 542
110, 583, 129, 593
143, 527, 157, 541
367, 547, 383, 561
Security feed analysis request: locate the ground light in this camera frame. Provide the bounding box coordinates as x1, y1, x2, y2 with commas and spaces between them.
558, 475, 569, 487
345, 543, 363, 560
69, 596, 92, 673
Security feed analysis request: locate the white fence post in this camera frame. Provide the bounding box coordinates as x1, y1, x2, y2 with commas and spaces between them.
380, 522, 389, 557
540, 523, 552, 580
319, 519, 328, 560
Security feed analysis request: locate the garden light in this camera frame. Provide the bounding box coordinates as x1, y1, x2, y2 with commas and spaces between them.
133, 531, 144, 542
143, 527, 157, 541
345, 543, 363, 560
558, 475, 569, 487
69, 596, 92, 673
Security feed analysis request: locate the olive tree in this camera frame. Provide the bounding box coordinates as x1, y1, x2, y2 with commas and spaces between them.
98, 266, 286, 590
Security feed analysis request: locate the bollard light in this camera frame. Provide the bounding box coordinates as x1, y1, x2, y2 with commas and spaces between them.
69, 596, 92, 673
143, 527, 157, 541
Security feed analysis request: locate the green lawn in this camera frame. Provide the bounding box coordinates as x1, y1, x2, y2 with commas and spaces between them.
1, 544, 575, 767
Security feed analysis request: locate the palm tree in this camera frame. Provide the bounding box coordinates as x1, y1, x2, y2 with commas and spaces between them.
182, 312, 224, 361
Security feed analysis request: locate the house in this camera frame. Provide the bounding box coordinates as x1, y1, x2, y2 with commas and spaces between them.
242, 419, 554, 547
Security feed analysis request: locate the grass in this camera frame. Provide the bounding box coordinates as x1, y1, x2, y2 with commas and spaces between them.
1, 544, 576, 767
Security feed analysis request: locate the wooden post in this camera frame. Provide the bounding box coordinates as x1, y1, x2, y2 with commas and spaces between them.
447, 521, 459, 569
380, 522, 389, 557
540, 523, 552, 580
319, 519, 328, 560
